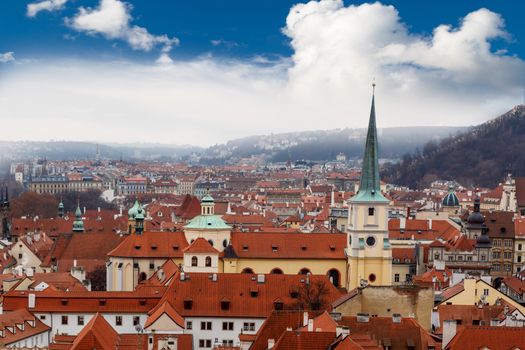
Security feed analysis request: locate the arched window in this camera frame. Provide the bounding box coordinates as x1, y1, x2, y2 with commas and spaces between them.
299, 268, 311, 275
205, 256, 212, 267
270, 268, 283, 274
327, 269, 340, 287
223, 239, 228, 248
191, 256, 198, 267
242, 268, 254, 274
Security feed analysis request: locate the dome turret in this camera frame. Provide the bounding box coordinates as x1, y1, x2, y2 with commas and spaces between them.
467, 198, 484, 225
442, 186, 459, 207
128, 200, 140, 219
72, 204, 84, 232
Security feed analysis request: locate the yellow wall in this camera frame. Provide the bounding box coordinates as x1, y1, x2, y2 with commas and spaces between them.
443, 278, 525, 315
223, 258, 347, 286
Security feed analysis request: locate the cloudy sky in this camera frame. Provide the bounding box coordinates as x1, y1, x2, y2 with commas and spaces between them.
0, 0, 524, 146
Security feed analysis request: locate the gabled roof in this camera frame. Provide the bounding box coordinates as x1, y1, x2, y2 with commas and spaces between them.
69, 313, 118, 350
183, 237, 219, 254
144, 300, 184, 329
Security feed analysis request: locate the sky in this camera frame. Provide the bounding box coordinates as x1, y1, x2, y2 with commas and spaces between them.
0, 0, 524, 146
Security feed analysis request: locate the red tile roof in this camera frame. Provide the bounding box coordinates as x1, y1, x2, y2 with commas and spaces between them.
339, 316, 438, 350
108, 231, 189, 258
160, 273, 343, 318
445, 326, 525, 349
3, 289, 165, 313
273, 331, 336, 350
229, 232, 346, 259
0, 308, 50, 347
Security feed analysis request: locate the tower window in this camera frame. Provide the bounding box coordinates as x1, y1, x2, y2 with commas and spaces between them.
368, 207, 375, 216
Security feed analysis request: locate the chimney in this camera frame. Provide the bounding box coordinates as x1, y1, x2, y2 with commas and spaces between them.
83, 207, 86, 214
267, 338, 275, 349
336, 326, 349, 339
442, 320, 457, 349
28, 293, 36, 309
303, 311, 308, 327
307, 319, 314, 332
356, 313, 370, 323
400, 217, 406, 230
392, 313, 402, 323
428, 218, 433, 230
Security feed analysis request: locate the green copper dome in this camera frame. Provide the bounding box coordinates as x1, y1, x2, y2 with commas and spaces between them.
128, 200, 140, 219
184, 215, 231, 230
72, 204, 84, 232
442, 187, 460, 207
201, 193, 214, 203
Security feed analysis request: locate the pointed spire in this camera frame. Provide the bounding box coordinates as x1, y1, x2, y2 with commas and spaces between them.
72, 201, 84, 232
351, 82, 388, 203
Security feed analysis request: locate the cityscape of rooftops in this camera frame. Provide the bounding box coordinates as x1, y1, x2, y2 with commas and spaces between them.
0, 1, 525, 349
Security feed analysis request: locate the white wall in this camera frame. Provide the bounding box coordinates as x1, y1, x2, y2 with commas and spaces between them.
185, 317, 264, 349
35, 313, 148, 336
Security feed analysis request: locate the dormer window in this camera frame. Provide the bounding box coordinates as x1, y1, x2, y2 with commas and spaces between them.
151, 245, 157, 250
243, 245, 249, 251
274, 301, 284, 310
184, 299, 193, 310
99, 299, 107, 306
173, 245, 179, 250
191, 256, 198, 267
272, 245, 278, 252
220, 299, 230, 310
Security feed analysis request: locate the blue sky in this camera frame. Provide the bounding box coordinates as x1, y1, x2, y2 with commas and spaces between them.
1, 1, 524, 61
0, 1, 524, 145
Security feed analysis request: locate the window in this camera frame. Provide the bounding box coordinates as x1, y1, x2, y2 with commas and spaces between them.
504, 252, 512, 259
519, 244, 523, 251
133, 316, 140, 326
368, 273, 376, 282
191, 256, 198, 267
492, 252, 501, 259
77, 316, 84, 326
198, 339, 212, 348
457, 255, 463, 261
184, 300, 193, 309
149, 261, 155, 270
480, 254, 486, 261
405, 274, 411, 282
222, 322, 234, 331
467, 256, 473, 261
61, 316, 68, 325
394, 274, 400, 282
222, 340, 234, 346
243, 322, 256, 331
518, 256, 522, 263
483, 289, 489, 296
368, 207, 375, 216
186, 321, 192, 330
205, 256, 212, 267
434, 253, 440, 260
116, 316, 123, 326
448, 256, 454, 261
39, 315, 46, 320
200, 321, 212, 330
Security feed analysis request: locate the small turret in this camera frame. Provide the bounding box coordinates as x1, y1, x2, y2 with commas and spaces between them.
72, 203, 84, 232
58, 199, 65, 218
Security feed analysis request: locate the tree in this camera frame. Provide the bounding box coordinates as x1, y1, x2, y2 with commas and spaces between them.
86, 265, 107, 291
58, 190, 116, 213
10, 191, 58, 218
293, 278, 331, 311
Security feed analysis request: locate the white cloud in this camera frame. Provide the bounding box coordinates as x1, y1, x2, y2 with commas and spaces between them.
2, 1, 524, 146
27, 0, 68, 17
0, 52, 15, 63
66, 0, 178, 54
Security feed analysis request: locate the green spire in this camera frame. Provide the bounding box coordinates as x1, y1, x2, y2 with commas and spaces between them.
350, 83, 389, 203
72, 203, 84, 232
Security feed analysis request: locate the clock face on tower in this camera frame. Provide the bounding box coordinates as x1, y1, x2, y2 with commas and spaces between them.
366, 236, 376, 247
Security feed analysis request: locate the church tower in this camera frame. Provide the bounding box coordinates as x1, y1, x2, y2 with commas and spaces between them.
72, 203, 85, 233
347, 84, 392, 289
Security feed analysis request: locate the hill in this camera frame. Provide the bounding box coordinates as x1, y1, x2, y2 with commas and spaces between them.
201, 126, 466, 164
383, 105, 525, 189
